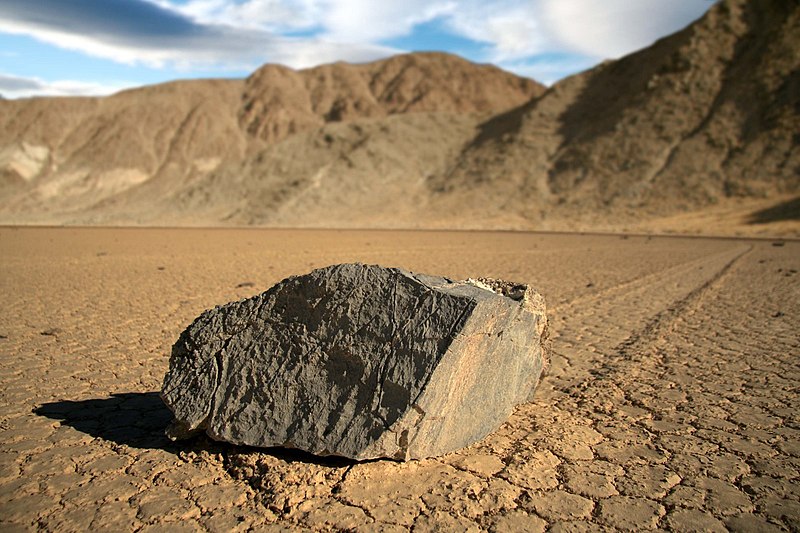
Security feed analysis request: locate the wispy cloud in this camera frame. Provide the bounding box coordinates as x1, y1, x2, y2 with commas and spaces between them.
0, 0, 712, 97
146, 0, 326, 33
0, 0, 397, 71
0, 73, 130, 98
440, 1, 544, 62
539, 0, 714, 58
167, 0, 548, 63
161, 0, 710, 64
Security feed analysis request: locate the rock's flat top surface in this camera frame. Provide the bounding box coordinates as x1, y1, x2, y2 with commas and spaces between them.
162, 263, 548, 460
1, 228, 798, 531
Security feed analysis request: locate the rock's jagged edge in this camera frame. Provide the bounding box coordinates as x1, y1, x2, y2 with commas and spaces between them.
466, 276, 551, 374
160, 263, 549, 460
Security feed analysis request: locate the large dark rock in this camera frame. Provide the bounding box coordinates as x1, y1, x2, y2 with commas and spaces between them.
161, 263, 548, 460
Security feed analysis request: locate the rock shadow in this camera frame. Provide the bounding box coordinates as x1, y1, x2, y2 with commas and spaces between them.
746, 196, 800, 225
34, 392, 361, 467
35, 392, 181, 452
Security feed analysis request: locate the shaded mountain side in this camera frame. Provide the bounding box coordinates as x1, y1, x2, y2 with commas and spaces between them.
442, 0, 799, 220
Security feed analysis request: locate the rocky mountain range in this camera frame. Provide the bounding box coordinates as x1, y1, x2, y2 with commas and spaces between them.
0, 0, 797, 234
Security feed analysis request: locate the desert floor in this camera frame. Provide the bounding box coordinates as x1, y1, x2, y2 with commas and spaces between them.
0, 227, 797, 532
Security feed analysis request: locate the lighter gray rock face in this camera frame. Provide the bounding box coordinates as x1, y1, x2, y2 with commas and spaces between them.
161, 263, 548, 460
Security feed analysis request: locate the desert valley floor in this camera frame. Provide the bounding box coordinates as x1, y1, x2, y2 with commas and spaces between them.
0, 227, 798, 531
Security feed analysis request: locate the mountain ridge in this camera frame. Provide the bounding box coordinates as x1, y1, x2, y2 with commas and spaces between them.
441, 0, 798, 220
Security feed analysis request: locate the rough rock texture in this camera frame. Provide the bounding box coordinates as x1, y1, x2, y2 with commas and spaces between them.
160, 263, 548, 460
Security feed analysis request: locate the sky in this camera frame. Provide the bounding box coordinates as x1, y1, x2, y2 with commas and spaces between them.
0, 0, 715, 99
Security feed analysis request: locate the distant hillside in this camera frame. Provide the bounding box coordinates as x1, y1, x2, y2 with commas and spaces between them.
0, 79, 249, 214
241, 53, 542, 143
0, 0, 797, 236
0, 53, 542, 225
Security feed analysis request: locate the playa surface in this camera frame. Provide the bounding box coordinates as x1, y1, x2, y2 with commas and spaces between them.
0, 227, 797, 531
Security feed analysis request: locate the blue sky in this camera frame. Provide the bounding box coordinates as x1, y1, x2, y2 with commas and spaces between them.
0, 0, 714, 98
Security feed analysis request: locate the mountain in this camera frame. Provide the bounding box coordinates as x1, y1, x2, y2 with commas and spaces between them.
439, 0, 799, 230
0, 53, 542, 225
240, 53, 542, 142
0, 79, 248, 213
0, 0, 797, 235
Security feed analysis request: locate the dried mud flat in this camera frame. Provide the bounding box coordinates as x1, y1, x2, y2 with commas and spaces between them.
0, 227, 797, 532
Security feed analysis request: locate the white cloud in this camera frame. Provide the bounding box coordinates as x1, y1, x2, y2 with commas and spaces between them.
151, 0, 547, 63
0, 0, 398, 74
0, 73, 131, 98
0, 21, 178, 69
539, 0, 711, 59
164, 0, 455, 42
168, 0, 707, 75
442, 2, 544, 62
321, 0, 456, 43
151, 0, 326, 32
484, 15, 541, 60
0, 0, 714, 95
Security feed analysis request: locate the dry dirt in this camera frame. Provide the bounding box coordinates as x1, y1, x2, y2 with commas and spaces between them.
0, 227, 798, 531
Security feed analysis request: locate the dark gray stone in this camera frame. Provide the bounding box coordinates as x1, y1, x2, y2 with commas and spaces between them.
161, 263, 548, 460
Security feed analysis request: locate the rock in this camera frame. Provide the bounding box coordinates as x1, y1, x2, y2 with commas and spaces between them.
161, 263, 548, 460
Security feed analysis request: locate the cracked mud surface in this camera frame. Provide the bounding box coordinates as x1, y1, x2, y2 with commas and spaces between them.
1, 228, 798, 531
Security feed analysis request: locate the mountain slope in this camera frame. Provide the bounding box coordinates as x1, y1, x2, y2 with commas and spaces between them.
0, 79, 248, 217
441, 0, 799, 226
0, 53, 543, 225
